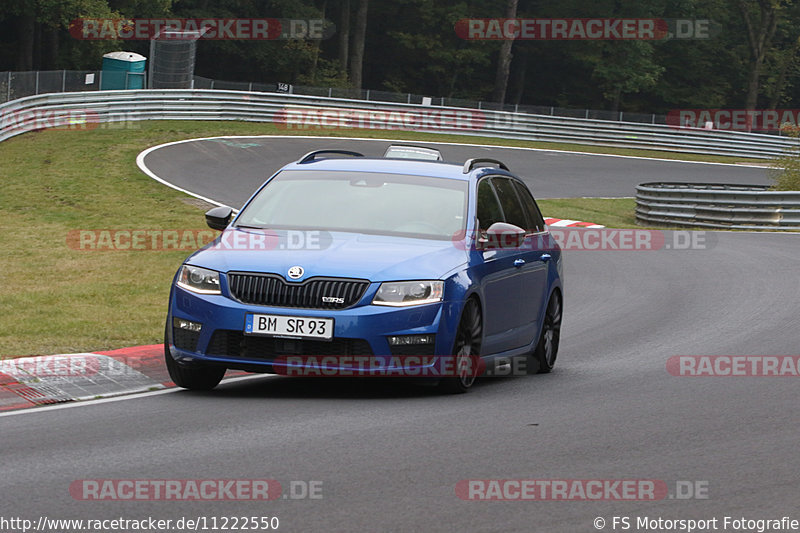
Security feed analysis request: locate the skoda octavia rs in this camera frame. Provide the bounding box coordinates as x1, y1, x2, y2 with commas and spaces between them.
165, 149, 563, 393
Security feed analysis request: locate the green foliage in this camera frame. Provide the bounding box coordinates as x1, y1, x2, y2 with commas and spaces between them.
770, 126, 800, 190
5, 0, 800, 113
376, 0, 502, 98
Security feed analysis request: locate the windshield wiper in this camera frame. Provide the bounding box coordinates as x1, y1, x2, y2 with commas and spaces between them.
235, 224, 269, 230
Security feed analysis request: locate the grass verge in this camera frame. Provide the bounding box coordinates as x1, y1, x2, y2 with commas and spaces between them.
0, 120, 735, 357
537, 198, 636, 228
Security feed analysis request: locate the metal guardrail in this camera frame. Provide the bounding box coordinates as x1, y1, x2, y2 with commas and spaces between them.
3, 69, 679, 126
636, 182, 800, 230
0, 89, 798, 158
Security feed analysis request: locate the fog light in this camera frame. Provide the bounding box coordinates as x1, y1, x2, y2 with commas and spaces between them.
173, 317, 202, 332
387, 334, 435, 346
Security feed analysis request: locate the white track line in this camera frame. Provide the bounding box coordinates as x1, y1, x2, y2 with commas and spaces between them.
0, 374, 272, 419
136, 134, 762, 220
136, 136, 798, 234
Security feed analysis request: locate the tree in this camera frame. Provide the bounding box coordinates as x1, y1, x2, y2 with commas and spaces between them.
348, 0, 368, 91
738, 0, 783, 109
370, 0, 497, 99
491, 0, 517, 104
337, 0, 350, 73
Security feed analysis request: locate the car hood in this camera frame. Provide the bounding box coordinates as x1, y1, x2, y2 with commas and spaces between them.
186, 229, 469, 281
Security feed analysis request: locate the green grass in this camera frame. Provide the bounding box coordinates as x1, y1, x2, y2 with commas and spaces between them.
538, 198, 637, 228
0, 120, 742, 357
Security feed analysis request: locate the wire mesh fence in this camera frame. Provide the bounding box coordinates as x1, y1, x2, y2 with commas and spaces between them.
0, 69, 673, 127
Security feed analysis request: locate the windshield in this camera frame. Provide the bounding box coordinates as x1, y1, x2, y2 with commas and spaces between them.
235, 170, 468, 240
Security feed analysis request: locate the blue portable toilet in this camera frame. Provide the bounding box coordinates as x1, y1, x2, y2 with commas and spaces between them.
100, 51, 147, 90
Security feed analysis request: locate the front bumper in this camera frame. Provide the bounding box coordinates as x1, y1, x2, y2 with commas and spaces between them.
167, 285, 463, 374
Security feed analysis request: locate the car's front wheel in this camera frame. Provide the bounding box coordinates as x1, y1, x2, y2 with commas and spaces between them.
164, 326, 226, 390
528, 292, 562, 374
439, 298, 482, 394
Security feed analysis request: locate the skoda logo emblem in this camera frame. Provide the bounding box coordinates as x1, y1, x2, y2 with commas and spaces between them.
287, 266, 304, 280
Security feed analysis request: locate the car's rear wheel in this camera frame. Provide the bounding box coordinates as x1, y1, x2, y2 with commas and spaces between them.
528, 292, 561, 374
439, 298, 482, 394
164, 324, 226, 390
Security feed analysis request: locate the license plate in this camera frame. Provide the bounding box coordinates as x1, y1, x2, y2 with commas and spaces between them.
245, 314, 334, 340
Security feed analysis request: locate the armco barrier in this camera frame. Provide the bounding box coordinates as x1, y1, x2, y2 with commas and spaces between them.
636, 182, 800, 230
0, 89, 798, 158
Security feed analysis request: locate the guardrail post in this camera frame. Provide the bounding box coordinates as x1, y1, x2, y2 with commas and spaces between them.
62, 70, 66, 92
148, 39, 155, 89
407, 93, 411, 104
328, 87, 332, 97
478, 101, 482, 109
366, 89, 370, 100
619, 112, 623, 121
550, 107, 554, 115
585, 109, 589, 119
35, 71, 39, 94
7, 72, 10, 101
249, 82, 253, 91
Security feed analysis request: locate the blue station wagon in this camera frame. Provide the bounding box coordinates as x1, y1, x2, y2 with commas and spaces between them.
165, 148, 563, 393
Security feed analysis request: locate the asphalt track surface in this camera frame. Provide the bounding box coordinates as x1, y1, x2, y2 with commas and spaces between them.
2, 137, 798, 533
139, 136, 771, 207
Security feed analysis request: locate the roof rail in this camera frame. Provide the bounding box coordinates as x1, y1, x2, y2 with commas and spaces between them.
463, 158, 509, 173
298, 150, 365, 163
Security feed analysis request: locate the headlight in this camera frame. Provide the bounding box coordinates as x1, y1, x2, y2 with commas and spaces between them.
373, 281, 444, 307
176, 265, 221, 295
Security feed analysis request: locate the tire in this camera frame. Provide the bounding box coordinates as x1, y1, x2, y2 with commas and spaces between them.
528, 292, 562, 374
164, 324, 226, 390
439, 298, 483, 394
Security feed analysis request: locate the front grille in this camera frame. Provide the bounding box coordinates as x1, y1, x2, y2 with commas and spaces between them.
389, 343, 436, 357
228, 272, 369, 309
206, 330, 373, 360
172, 327, 200, 352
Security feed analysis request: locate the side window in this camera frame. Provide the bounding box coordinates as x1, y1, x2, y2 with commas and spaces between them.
491, 177, 528, 230
476, 179, 503, 232
513, 180, 546, 232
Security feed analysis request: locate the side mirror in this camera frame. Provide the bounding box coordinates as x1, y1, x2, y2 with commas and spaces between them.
205, 206, 233, 231
479, 222, 527, 249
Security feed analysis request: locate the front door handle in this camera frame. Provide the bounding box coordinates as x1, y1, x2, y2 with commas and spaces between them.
514, 259, 526, 267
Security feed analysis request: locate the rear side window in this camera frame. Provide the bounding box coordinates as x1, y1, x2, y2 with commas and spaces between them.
491, 177, 528, 230
477, 179, 503, 232
512, 181, 546, 232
